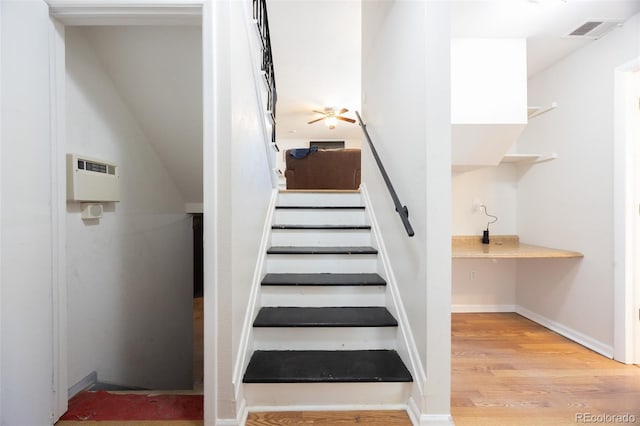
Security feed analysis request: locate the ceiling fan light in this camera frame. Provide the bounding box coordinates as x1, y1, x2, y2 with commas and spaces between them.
326, 116, 338, 129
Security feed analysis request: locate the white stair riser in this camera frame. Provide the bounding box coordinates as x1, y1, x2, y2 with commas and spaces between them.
243, 191, 412, 412
274, 209, 367, 226
277, 192, 362, 207
253, 327, 397, 350
244, 382, 411, 407
266, 254, 377, 273
261, 285, 386, 307
271, 229, 372, 246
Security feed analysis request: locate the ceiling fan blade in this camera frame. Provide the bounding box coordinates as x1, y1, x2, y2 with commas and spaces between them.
312, 110, 328, 115
337, 108, 348, 115
307, 116, 327, 124
336, 116, 356, 123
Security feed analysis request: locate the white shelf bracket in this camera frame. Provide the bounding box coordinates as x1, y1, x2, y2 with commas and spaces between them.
528, 102, 558, 120
533, 153, 558, 164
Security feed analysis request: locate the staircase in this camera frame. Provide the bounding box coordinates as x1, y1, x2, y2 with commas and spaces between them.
243, 190, 413, 408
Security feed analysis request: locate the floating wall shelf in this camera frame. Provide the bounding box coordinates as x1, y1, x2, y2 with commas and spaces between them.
501, 153, 558, 165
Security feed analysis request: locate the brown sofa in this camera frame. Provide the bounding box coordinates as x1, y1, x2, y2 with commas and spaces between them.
285, 148, 361, 190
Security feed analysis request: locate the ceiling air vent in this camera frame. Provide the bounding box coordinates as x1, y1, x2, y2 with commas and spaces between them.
565, 20, 624, 39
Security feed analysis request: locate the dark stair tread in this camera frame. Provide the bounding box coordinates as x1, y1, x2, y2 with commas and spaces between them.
243, 350, 413, 383
267, 246, 378, 255
272, 225, 371, 230
261, 273, 386, 287
275, 206, 365, 210
253, 307, 398, 328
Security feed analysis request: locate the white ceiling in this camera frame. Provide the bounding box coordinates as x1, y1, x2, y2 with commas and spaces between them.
84, 26, 203, 204
74, 1, 640, 203
268, 0, 640, 142
451, 0, 640, 76
267, 0, 363, 142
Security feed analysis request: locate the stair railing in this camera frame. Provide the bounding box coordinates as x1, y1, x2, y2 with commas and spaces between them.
252, 0, 277, 146
355, 111, 414, 237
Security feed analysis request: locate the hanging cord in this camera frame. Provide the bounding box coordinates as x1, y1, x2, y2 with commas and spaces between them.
479, 204, 498, 230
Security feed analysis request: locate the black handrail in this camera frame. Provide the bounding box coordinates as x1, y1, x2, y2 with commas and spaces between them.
252, 0, 277, 145
355, 111, 414, 237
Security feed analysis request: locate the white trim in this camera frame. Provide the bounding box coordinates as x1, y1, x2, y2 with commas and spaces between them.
214, 419, 240, 426
67, 371, 97, 399
247, 403, 409, 413
184, 202, 203, 213
360, 184, 427, 395
407, 397, 454, 426
236, 397, 248, 426
451, 304, 516, 313
241, 0, 277, 188
46, 1, 202, 26
49, 15, 68, 422
613, 56, 640, 364
203, 1, 217, 424
516, 305, 613, 358
232, 188, 278, 401
0, 1, 3, 417
45, 0, 211, 422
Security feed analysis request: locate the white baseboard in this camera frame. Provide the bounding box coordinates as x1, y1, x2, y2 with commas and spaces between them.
407, 397, 454, 426
516, 305, 613, 358
215, 419, 239, 426
451, 304, 516, 313
418, 414, 455, 425
232, 189, 278, 400
68, 370, 97, 398
360, 185, 427, 397
246, 403, 408, 414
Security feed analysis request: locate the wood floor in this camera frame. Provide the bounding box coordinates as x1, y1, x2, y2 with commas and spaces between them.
452, 313, 640, 425
57, 311, 640, 425
246, 410, 412, 425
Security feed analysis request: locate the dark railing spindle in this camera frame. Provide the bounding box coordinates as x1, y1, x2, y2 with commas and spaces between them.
252, 0, 277, 145
355, 111, 414, 237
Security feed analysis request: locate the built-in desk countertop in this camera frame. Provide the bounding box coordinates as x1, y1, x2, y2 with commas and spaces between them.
452, 235, 583, 259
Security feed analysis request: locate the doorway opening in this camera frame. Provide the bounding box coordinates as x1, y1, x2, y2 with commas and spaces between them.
63, 24, 203, 396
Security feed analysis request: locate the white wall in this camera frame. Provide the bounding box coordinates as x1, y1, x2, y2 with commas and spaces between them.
83, 26, 203, 206
362, 0, 451, 420
452, 165, 518, 235
1, 1, 57, 423
452, 259, 517, 312
516, 12, 640, 354
452, 165, 518, 310
205, 1, 275, 421
65, 26, 193, 390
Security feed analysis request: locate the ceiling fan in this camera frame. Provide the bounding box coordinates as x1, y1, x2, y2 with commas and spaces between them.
307, 108, 356, 129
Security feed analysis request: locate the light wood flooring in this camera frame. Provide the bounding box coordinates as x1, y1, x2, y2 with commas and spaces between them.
58, 310, 640, 425
452, 312, 640, 425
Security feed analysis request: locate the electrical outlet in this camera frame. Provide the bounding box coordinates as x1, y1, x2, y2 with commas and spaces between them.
472, 199, 481, 213
469, 270, 476, 281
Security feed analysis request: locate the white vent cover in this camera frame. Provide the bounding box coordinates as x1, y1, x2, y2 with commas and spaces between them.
565, 20, 623, 39
67, 154, 120, 202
